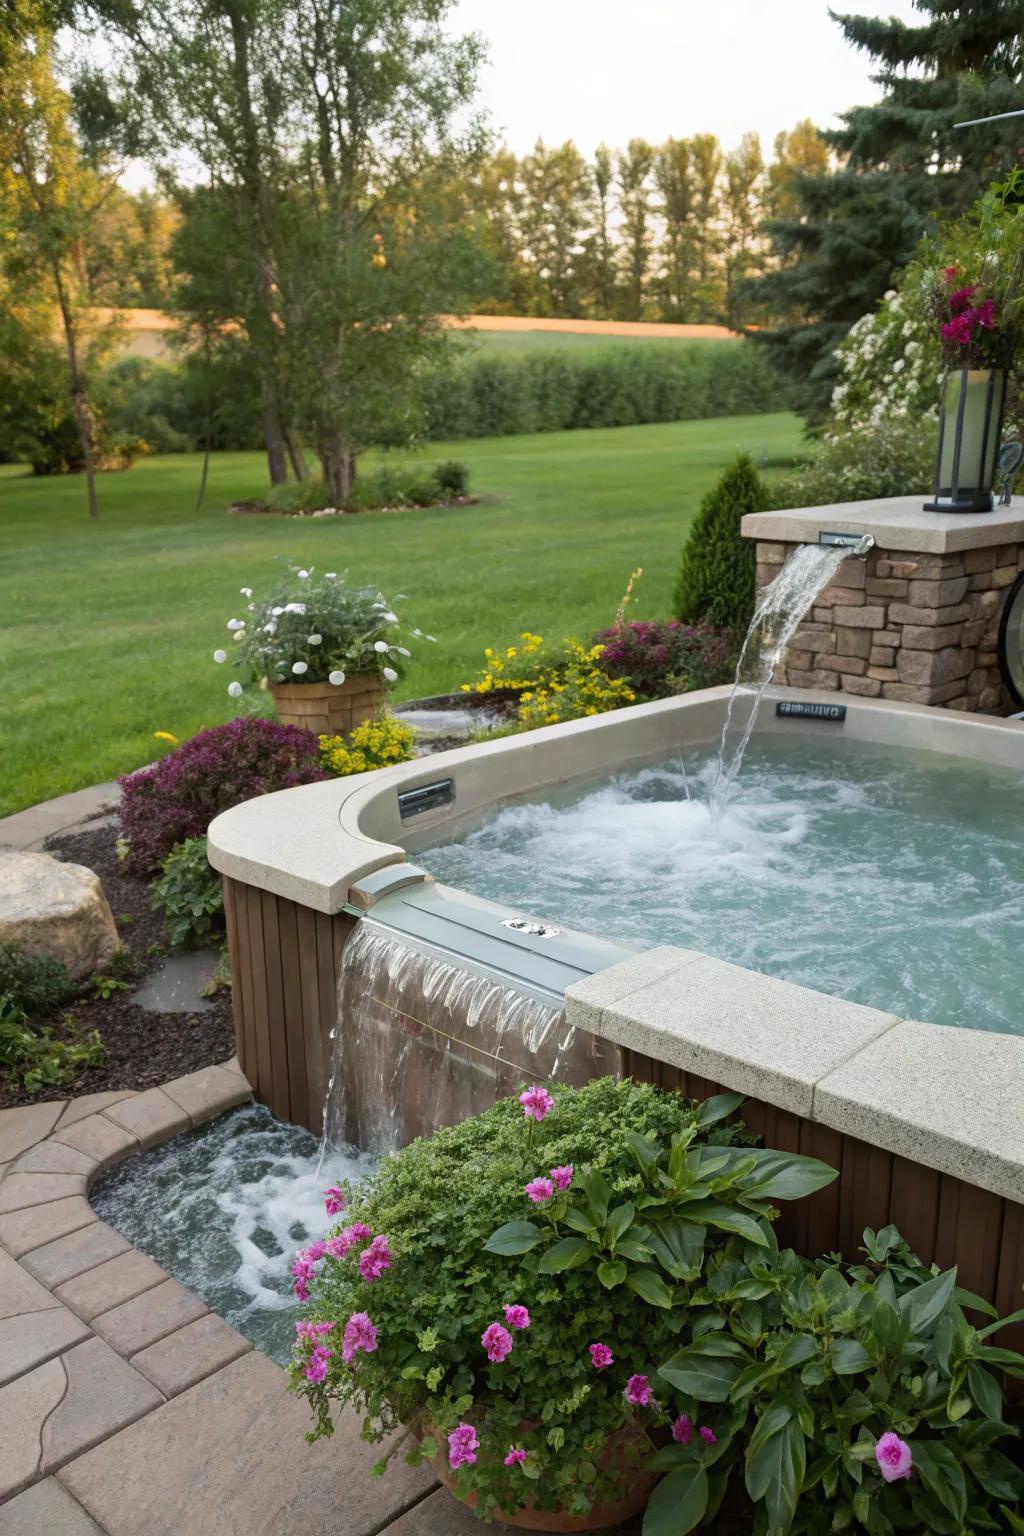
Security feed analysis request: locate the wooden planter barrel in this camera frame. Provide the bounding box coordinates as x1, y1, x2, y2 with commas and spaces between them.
271, 673, 385, 736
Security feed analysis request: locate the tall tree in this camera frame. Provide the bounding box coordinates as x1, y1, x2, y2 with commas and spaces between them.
580, 144, 617, 318
518, 139, 592, 316
617, 138, 654, 320
751, 4, 1024, 421
688, 133, 722, 316
721, 132, 765, 328
0, 4, 115, 515
654, 137, 696, 321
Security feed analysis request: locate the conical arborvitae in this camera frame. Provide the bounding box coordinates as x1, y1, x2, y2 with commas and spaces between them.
672, 454, 767, 632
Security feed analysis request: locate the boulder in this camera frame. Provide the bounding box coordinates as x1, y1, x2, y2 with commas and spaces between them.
0, 850, 119, 979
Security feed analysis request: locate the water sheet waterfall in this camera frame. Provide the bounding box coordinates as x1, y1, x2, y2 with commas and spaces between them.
320, 919, 611, 1161
709, 542, 850, 813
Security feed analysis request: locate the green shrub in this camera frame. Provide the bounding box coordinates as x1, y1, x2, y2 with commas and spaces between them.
769, 419, 937, 509
673, 455, 766, 631
265, 477, 335, 514
423, 344, 791, 441
0, 941, 76, 1017
151, 837, 225, 948
434, 459, 470, 496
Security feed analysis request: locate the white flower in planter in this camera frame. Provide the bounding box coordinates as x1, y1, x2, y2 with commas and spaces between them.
228, 681, 243, 697
382, 666, 398, 682
308, 634, 323, 645
213, 649, 227, 663
329, 670, 346, 685
394, 646, 410, 657
292, 660, 309, 675
374, 640, 389, 653
284, 602, 307, 615
226, 618, 245, 631
271, 606, 284, 617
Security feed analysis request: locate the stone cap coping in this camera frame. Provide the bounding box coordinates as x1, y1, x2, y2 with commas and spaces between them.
741, 493, 1024, 554
565, 950, 1024, 1205
206, 687, 1024, 914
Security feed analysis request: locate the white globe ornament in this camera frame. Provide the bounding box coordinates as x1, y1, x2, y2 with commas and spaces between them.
227, 681, 243, 698
329, 670, 346, 686
213, 649, 227, 664
292, 660, 309, 675
382, 666, 398, 683
308, 634, 323, 645
374, 640, 389, 653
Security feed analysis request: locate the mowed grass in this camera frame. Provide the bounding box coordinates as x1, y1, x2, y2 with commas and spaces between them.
0, 412, 801, 815
462, 329, 736, 357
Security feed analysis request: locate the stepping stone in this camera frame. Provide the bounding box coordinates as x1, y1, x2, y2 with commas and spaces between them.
0, 849, 119, 978
58, 1351, 435, 1535
132, 949, 217, 1014
0, 1476, 104, 1535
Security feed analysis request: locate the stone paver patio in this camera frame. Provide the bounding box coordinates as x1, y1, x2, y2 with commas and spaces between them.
0, 1061, 472, 1534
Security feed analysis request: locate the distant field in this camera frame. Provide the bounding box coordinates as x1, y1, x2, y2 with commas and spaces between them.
0, 411, 802, 815
460, 328, 737, 357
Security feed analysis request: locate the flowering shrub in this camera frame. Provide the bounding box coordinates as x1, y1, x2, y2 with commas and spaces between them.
647, 1225, 1024, 1533
215, 565, 432, 700
593, 620, 735, 701
516, 641, 636, 728
118, 717, 326, 873
769, 419, 937, 511
290, 1077, 837, 1524
318, 715, 418, 777
830, 273, 940, 436
459, 632, 550, 698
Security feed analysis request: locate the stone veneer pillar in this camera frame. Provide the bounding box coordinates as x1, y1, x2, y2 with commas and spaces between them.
741, 496, 1024, 713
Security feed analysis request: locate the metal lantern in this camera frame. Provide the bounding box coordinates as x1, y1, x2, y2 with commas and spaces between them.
924, 367, 1007, 514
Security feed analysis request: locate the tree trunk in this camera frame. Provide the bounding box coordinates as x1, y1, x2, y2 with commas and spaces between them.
263, 394, 288, 485
319, 440, 356, 505
53, 262, 98, 520
285, 429, 309, 482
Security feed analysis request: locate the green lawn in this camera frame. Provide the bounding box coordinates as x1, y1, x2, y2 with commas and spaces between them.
0, 412, 801, 816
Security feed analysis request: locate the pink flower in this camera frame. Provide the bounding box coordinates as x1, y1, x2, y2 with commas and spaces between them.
943, 266, 959, 285
327, 1222, 372, 1259
295, 1320, 333, 1344
504, 1304, 530, 1330
549, 1165, 573, 1191
357, 1235, 392, 1282
482, 1322, 514, 1362
305, 1240, 327, 1262
875, 1432, 912, 1483
448, 1423, 480, 1469
699, 1426, 716, 1446
973, 298, 996, 329
293, 1277, 309, 1302
304, 1344, 334, 1384
520, 1085, 555, 1122
941, 313, 974, 347
672, 1415, 693, 1444
948, 283, 977, 315
504, 1447, 527, 1466
525, 1177, 555, 1204
324, 1185, 346, 1216
589, 1343, 614, 1370
341, 1311, 378, 1364
624, 1374, 653, 1407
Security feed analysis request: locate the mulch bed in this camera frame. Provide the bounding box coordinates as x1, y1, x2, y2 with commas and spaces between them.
0, 819, 236, 1112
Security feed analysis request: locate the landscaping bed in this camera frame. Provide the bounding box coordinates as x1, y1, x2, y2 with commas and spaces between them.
0, 818, 235, 1111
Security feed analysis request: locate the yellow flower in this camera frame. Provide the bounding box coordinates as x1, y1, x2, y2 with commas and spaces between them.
153, 731, 178, 744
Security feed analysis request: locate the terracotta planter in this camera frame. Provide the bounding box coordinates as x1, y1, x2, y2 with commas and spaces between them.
431, 1431, 656, 1532
270, 673, 385, 736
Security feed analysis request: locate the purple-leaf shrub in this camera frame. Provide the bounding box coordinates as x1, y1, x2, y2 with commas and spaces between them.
593, 619, 735, 700
119, 717, 327, 873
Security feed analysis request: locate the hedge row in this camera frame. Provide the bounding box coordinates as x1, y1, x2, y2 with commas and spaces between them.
420, 344, 792, 441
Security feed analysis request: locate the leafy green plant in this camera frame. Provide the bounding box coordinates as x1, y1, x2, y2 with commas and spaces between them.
0, 940, 77, 1017
673, 455, 765, 632
151, 836, 224, 949
0, 1001, 105, 1094
434, 459, 469, 496
89, 973, 130, 1001
645, 1226, 1024, 1534
291, 1079, 836, 1525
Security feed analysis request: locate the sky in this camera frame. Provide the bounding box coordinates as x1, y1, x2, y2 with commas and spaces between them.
450, 0, 923, 158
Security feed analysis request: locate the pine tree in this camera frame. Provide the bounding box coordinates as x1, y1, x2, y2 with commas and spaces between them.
750, 2, 1024, 422
673, 456, 766, 632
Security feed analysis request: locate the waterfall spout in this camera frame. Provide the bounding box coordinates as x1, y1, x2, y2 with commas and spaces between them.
709, 541, 851, 813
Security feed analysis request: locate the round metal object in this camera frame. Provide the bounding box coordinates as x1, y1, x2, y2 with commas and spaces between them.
501, 917, 560, 939
997, 570, 1024, 706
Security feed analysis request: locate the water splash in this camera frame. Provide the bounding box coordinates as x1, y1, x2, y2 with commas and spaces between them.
708, 543, 849, 814
319, 920, 599, 1164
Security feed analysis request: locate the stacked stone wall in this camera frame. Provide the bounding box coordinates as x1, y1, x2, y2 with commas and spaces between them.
756, 540, 1023, 711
